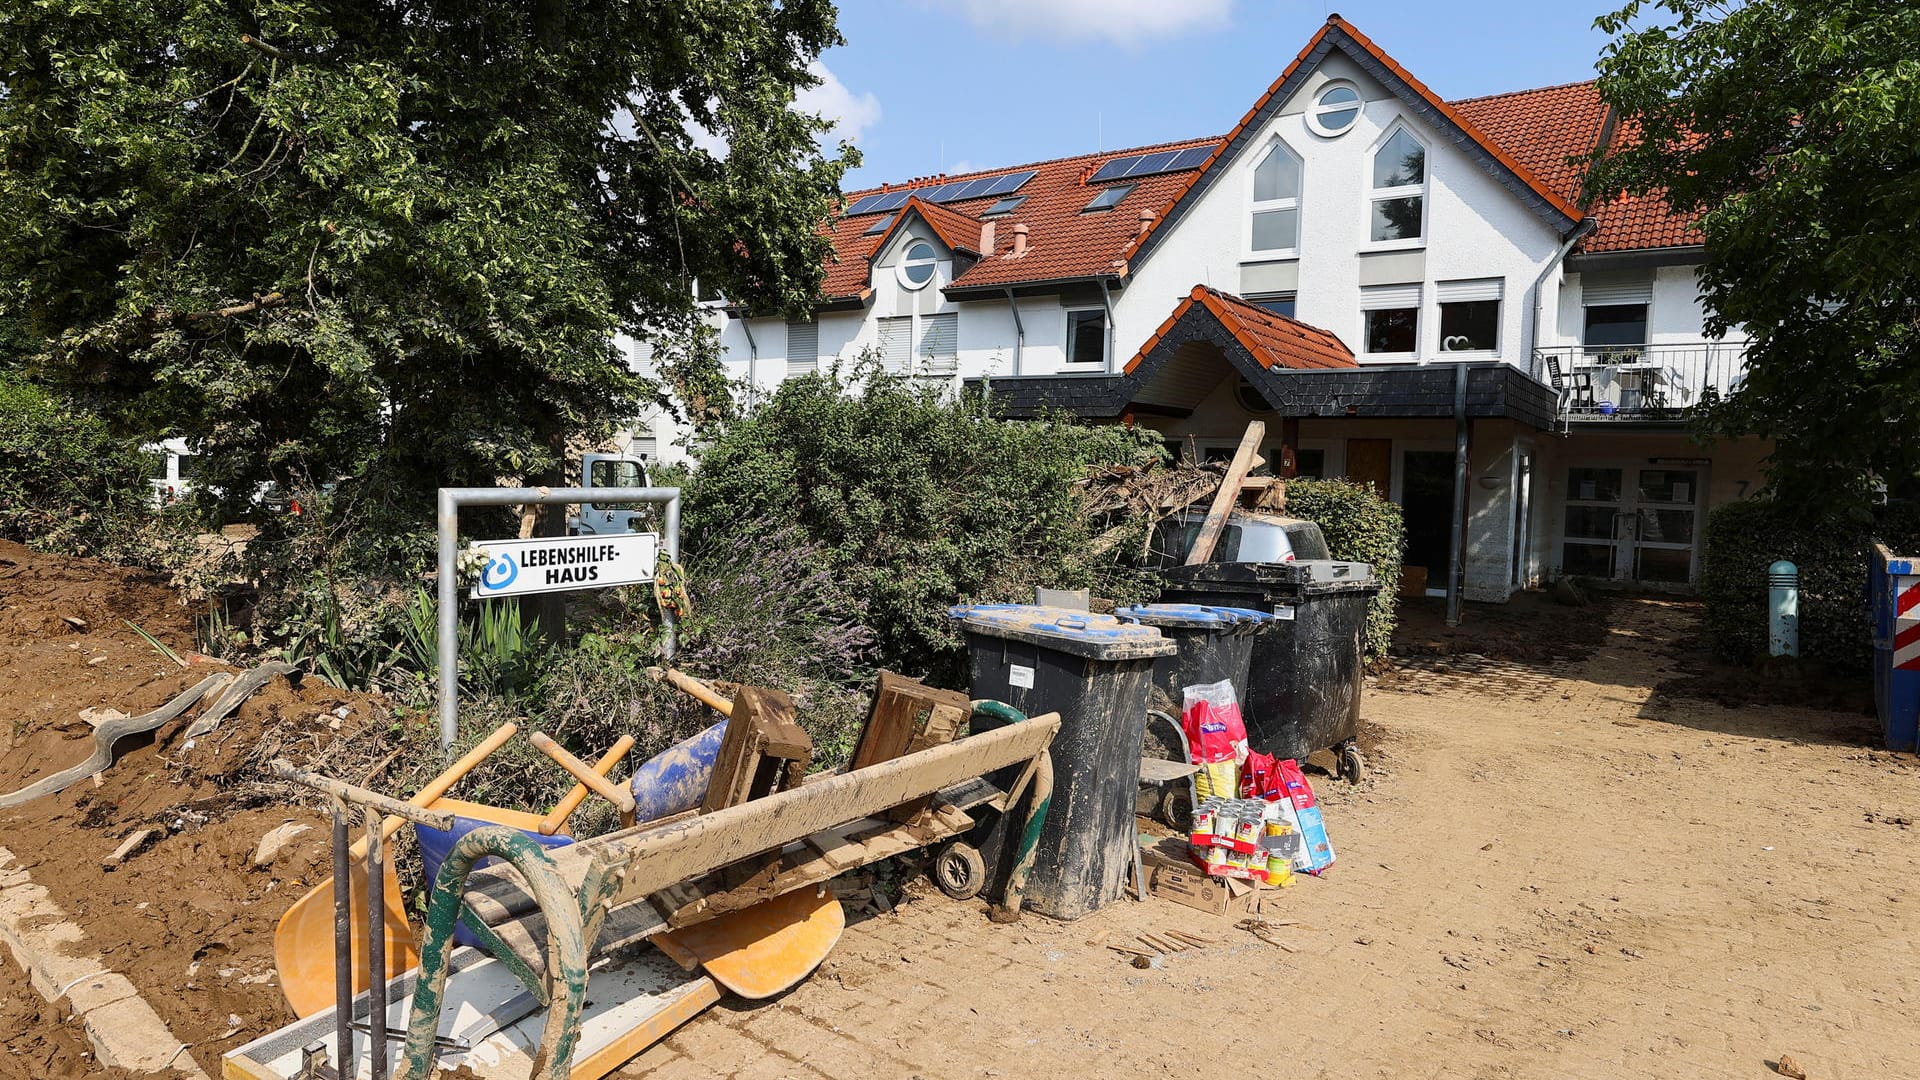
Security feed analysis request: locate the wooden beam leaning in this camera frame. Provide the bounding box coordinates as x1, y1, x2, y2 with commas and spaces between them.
1185, 420, 1266, 565
546, 714, 1062, 907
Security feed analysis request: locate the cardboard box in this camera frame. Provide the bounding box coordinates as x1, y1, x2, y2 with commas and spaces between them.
1142, 838, 1269, 917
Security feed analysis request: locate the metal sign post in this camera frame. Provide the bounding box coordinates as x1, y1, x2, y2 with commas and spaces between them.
436, 486, 681, 751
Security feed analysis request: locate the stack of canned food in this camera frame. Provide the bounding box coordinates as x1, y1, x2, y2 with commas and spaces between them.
1189, 796, 1301, 887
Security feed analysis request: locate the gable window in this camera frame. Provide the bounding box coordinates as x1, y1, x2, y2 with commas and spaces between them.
1249, 142, 1302, 254
1066, 309, 1107, 367
1248, 292, 1296, 318
898, 240, 938, 289
1369, 126, 1427, 245
1437, 279, 1502, 353
1361, 283, 1421, 358
1308, 82, 1362, 137
1083, 185, 1134, 212
786, 319, 819, 376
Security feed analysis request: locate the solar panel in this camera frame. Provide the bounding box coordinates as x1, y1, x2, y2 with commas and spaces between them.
1088, 146, 1214, 183
845, 169, 1037, 216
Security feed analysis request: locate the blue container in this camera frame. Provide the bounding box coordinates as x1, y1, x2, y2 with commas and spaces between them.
1114, 603, 1277, 724
1869, 543, 1920, 753
416, 818, 576, 947
629, 721, 726, 823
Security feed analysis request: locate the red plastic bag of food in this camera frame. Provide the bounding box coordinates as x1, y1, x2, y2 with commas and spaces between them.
1182, 680, 1247, 765
1240, 751, 1284, 800
1276, 757, 1317, 810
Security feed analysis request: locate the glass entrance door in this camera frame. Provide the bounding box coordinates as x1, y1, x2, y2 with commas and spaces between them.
1559, 465, 1703, 586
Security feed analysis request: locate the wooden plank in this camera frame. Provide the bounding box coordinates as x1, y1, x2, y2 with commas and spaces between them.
553, 714, 1060, 910
1185, 420, 1265, 565
802, 830, 868, 871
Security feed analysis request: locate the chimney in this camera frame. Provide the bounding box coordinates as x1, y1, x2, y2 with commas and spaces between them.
1011, 223, 1029, 257
1137, 208, 1157, 236
980, 220, 996, 254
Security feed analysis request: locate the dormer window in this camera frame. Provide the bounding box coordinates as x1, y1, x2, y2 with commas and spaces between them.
1308, 82, 1361, 137
1083, 185, 1133, 212
898, 240, 938, 289
1249, 141, 1302, 254
1369, 126, 1427, 245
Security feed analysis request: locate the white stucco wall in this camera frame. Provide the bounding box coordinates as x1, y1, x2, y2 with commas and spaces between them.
1116, 51, 1568, 370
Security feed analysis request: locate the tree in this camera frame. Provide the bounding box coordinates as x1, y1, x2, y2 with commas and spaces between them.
0, 1, 854, 507
1587, 0, 1920, 507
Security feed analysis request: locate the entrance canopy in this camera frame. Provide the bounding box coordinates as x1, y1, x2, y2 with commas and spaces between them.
970, 285, 1556, 429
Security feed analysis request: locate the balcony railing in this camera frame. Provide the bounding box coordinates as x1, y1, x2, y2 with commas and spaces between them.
1530, 343, 1747, 422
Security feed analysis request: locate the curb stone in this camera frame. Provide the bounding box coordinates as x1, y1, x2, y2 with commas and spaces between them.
0, 845, 211, 1079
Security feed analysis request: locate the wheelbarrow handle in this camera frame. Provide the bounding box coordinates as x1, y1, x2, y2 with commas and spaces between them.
530, 731, 638, 826
537, 734, 635, 835
647, 666, 735, 717
357, 721, 518, 850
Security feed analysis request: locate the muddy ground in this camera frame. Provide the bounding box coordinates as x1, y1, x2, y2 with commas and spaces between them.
0, 540, 388, 1073
4, 543, 1916, 1079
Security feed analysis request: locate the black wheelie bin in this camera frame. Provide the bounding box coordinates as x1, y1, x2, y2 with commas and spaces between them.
1158, 560, 1379, 783
949, 604, 1175, 920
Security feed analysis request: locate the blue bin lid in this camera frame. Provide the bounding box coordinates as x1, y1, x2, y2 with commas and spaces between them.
949, 604, 1177, 660
1114, 603, 1252, 631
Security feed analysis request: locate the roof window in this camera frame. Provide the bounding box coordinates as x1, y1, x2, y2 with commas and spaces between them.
1083, 184, 1134, 213
982, 195, 1026, 218
863, 214, 895, 236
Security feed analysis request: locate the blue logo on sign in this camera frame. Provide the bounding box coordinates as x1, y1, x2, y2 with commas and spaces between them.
481, 552, 518, 591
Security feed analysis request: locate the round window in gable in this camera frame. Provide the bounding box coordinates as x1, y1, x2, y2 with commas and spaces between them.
1236, 376, 1275, 415
899, 241, 938, 289
1308, 82, 1362, 137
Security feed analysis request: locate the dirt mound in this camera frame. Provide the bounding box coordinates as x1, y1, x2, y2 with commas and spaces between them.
0, 539, 194, 652
0, 541, 401, 1071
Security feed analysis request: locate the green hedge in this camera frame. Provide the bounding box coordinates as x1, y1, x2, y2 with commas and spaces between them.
1702, 498, 1920, 670
0, 375, 151, 554
1281, 477, 1406, 658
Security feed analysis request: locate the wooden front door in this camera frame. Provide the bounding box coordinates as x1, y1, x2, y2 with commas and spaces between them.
1346, 438, 1392, 496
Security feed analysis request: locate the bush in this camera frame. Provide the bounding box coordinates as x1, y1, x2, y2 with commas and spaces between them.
683, 369, 1164, 682
1702, 498, 1920, 670
1277, 478, 1406, 658
0, 375, 153, 554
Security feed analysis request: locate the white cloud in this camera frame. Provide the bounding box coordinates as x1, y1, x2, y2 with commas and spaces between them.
932, 0, 1232, 45
796, 61, 882, 146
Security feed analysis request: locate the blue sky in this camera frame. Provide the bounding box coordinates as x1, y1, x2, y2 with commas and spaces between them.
805, 1, 1621, 190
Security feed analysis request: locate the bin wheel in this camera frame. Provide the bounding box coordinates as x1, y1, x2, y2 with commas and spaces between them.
1337, 744, 1366, 785
1157, 784, 1193, 831
932, 841, 987, 901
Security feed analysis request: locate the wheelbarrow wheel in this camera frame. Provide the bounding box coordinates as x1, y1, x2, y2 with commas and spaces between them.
932, 840, 986, 901
1156, 784, 1192, 831
1337, 743, 1365, 785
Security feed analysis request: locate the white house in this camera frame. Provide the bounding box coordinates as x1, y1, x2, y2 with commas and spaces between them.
639, 15, 1767, 605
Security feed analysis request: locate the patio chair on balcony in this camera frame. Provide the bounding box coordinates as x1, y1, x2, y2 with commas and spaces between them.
1543, 353, 1597, 413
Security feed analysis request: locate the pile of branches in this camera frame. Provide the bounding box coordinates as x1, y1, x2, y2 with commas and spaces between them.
1078, 458, 1255, 561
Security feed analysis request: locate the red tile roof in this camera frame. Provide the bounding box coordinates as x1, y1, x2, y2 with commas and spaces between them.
1125, 286, 1357, 374
822, 135, 1222, 301
817, 17, 1694, 301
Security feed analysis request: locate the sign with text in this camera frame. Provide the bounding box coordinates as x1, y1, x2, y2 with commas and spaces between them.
469, 533, 658, 599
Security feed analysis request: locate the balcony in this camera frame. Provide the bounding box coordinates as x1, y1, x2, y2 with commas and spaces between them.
1530, 343, 1747, 422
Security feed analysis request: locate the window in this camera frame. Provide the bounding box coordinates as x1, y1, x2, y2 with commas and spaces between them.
1308, 82, 1362, 137
1248, 292, 1296, 318
1294, 448, 1327, 478
1066, 309, 1107, 366
1249, 142, 1302, 254
1361, 283, 1421, 357
917, 312, 957, 370
982, 195, 1025, 217
1369, 127, 1427, 244
1083, 184, 1133, 212
898, 241, 937, 289
589, 458, 645, 488
786, 319, 818, 376
1437, 279, 1503, 353
862, 214, 894, 236
1584, 303, 1648, 348
878, 315, 912, 374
